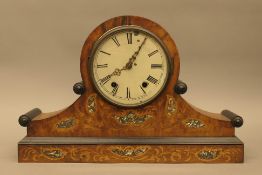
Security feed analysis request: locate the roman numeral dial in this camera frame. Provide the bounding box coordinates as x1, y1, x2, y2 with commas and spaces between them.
97, 64, 108, 68
147, 75, 158, 84
90, 27, 169, 107
99, 75, 111, 85
140, 85, 146, 94
112, 83, 119, 96
100, 50, 111, 55
151, 64, 162, 69
148, 50, 158, 57
112, 36, 120, 47
126, 87, 131, 99
127, 32, 132, 44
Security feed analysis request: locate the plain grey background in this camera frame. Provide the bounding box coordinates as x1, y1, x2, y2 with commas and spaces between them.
0, 0, 261, 174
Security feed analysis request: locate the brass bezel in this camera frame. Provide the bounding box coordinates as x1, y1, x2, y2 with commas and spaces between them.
88, 25, 172, 108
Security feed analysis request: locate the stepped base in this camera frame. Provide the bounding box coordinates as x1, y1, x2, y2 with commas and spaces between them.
18, 137, 244, 163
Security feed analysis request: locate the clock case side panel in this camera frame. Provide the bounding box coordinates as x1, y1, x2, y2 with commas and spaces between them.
26, 93, 235, 137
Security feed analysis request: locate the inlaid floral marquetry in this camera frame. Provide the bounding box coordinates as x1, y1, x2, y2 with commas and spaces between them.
110, 146, 149, 157
18, 144, 243, 163
114, 112, 152, 125
56, 118, 75, 128
20, 147, 65, 161
87, 94, 96, 113
184, 119, 205, 128
166, 95, 176, 116
197, 150, 219, 160
42, 148, 64, 160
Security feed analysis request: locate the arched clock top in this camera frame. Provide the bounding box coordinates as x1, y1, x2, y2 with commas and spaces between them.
80, 16, 180, 98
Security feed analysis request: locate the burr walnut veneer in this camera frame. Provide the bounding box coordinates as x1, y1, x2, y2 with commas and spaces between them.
18, 16, 244, 163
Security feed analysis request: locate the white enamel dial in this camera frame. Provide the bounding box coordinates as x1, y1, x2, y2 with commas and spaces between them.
89, 26, 170, 107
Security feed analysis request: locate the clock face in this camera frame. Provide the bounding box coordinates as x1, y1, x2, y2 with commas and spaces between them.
89, 26, 170, 107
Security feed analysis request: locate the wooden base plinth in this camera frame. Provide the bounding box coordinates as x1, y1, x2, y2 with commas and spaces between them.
18, 137, 243, 163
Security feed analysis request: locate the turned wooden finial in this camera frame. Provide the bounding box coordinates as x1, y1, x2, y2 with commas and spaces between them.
73, 81, 85, 95
174, 80, 187, 94
221, 110, 244, 128
18, 108, 42, 127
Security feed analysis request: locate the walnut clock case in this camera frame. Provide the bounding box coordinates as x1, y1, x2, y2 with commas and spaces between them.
18, 16, 244, 163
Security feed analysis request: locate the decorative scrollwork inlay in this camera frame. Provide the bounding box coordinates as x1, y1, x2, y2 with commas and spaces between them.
111, 146, 149, 157
166, 95, 176, 116
56, 118, 74, 128
197, 150, 219, 160
184, 119, 205, 128
87, 94, 96, 113
114, 112, 152, 125
19, 145, 242, 163
42, 148, 64, 160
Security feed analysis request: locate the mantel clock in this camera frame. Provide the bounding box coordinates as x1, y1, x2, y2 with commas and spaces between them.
18, 16, 244, 163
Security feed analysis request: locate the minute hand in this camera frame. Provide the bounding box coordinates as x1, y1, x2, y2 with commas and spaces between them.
125, 37, 147, 70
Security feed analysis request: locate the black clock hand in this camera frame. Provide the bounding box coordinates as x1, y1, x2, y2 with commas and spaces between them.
124, 37, 147, 70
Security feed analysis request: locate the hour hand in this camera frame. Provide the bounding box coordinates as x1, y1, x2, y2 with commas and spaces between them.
123, 37, 147, 70
99, 68, 123, 85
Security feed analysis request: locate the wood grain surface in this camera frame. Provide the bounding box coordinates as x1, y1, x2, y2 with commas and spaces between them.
18, 144, 243, 163
26, 16, 235, 137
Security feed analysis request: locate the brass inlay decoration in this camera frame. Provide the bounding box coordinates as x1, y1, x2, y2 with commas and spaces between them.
56, 118, 74, 128
114, 112, 152, 125
87, 94, 96, 113
166, 95, 176, 116
19, 145, 242, 163
42, 148, 64, 160
197, 150, 219, 160
184, 119, 205, 128
111, 146, 148, 157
